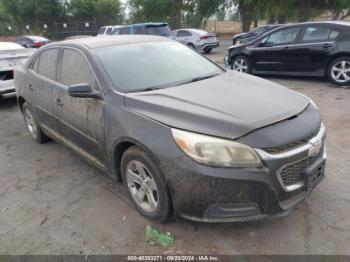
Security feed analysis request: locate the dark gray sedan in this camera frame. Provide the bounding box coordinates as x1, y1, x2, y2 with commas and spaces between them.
15, 36, 326, 222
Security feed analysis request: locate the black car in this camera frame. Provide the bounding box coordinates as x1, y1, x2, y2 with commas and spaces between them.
232, 24, 282, 45
225, 21, 350, 86
16, 36, 50, 48
15, 36, 326, 222
111, 23, 172, 37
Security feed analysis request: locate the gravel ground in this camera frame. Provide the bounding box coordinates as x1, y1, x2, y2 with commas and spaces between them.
0, 40, 349, 255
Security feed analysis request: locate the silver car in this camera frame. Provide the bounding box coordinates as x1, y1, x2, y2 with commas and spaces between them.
172, 29, 220, 53
0, 42, 35, 98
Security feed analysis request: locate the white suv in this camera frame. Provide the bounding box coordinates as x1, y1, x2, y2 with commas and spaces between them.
97, 25, 122, 36
173, 29, 220, 54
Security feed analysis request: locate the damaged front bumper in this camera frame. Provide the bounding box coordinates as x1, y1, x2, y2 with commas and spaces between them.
0, 79, 16, 98
163, 125, 326, 222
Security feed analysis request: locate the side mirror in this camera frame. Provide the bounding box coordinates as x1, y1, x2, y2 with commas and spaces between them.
68, 83, 101, 99
258, 40, 270, 48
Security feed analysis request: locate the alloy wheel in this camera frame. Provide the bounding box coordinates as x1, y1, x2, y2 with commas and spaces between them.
23, 108, 38, 140
233, 58, 248, 73
331, 60, 350, 83
126, 160, 159, 213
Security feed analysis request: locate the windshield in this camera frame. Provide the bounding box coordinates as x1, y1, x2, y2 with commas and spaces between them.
146, 25, 172, 36
250, 27, 267, 34
95, 41, 223, 93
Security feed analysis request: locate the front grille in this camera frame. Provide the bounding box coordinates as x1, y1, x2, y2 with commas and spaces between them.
279, 152, 321, 186
0, 70, 14, 81
263, 135, 316, 154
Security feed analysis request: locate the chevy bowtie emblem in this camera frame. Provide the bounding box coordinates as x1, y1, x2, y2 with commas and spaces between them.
309, 140, 322, 157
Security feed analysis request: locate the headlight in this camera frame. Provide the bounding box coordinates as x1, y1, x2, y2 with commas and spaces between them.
172, 129, 262, 168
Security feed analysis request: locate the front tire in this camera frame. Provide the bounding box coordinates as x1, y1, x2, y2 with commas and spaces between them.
22, 102, 49, 143
327, 57, 350, 86
121, 146, 170, 222
231, 55, 251, 73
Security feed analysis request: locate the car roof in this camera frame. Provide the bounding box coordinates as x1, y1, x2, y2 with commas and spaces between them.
276, 21, 350, 28
262, 24, 283, 27
100, 25, 122, 28
52, 35, 171, 49
124, 22, 168, 27
175, 28, 208, 34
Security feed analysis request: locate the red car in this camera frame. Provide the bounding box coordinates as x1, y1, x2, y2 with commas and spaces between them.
16, 36, 50, 48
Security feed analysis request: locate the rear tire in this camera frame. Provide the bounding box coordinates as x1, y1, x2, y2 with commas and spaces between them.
22, 102, 50, 143
204, 47, 212, 54
231, 55, 251, 74
121, 146, 170, 222
327, 56, 350, 86
187, 43, 195, 49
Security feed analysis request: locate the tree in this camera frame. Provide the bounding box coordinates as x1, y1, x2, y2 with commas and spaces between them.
69, 0, 99, 20
128, 0, 182, 27
184, 0, 225, 28
96, 0, 124, 24
128, 0, 225, 29
1, 0, 66, 33
228, 0, 350, 32
69, 0, 124, 24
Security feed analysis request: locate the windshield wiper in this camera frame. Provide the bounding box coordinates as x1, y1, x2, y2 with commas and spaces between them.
176, 73, 220, 86
141, 87, 164, 92
190, 73, 220, 83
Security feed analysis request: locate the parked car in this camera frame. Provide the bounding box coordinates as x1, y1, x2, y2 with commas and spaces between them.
172, 29, 219, 54
65, 35, 93, 40
97, 25, 122, 36
111, 23, 172, 37
0, 42, 35, 99
225, 21, 350, 86
16, 36, 50, 48
232, 24, 282, 45
15, 36, 326, 222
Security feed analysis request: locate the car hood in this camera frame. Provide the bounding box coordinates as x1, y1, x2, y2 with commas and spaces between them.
125, 71, 309, 139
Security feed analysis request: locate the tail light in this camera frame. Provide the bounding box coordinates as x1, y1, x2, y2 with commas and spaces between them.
33, 42, 43, 48
200, 35, 208, 40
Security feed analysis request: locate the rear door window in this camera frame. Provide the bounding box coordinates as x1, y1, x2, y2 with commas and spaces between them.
145, 25, 171, 36
37, 49, 60, 81
106, 27, 113, 35
59, 49, 97, 89
119, 27, 130, 35
177, 30, 192, 37
98, 27, 106, 34
31, 56, 40, 72
134, 26, 145, 34
302, 26, 340, 42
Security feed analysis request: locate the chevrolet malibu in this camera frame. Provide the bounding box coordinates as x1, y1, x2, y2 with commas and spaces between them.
15, 36, 326, 222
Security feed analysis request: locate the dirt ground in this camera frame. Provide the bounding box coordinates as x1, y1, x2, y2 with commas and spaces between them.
0, 41, 349, 255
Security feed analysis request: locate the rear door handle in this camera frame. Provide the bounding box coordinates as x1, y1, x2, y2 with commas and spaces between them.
323, 43, 332, 48
55, 99, 64, 107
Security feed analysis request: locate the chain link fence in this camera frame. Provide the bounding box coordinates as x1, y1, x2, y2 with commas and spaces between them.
0, 20, 102, 41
